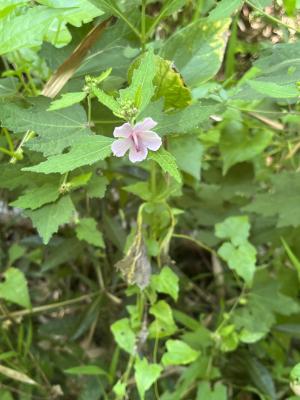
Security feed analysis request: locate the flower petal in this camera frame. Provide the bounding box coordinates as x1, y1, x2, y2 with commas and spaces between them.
138, 130, 162, 151
111, 138, 132, 157
113, 123, 133, 138
134, 117, 157, 132
129, 145, 148, 163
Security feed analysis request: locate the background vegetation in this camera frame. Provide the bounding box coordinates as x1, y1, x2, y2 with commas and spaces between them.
1, 0, 300, 399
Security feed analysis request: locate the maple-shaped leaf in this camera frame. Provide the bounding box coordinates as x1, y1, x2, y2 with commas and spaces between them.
23, 135, 113, 174
25, 195, 76, 244
0, 99, 92, 156
243, 171, 300, 227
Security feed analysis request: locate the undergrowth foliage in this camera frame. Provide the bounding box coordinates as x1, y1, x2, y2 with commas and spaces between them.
1, 0, 300, 399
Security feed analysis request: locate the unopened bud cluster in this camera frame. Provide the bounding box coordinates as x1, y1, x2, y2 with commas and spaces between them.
118, 100, 138, 120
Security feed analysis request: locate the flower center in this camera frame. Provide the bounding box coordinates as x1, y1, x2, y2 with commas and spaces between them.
131, 132, 140, 151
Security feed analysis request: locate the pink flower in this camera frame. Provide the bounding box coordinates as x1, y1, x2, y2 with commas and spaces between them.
111, 118, 162, 163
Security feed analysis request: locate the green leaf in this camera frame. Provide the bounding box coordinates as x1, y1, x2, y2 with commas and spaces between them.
169, 135, 203, 179
218, 324, 239, 352
92, 87, 123, 116
86, 175, 108, 198
0, 390, 13, 400
69, 172, 92, 189
86, 0, 134, 15
208, 0, 243, 21
232, 42, 300, 100
38, 0, 104, 27
0, 100, 92, 156
149, 148, 182, 183
218, 241, 256, 285
0, 6, 63, 55
10, 183, 60, 210
0, 77, 18, 98
76, 217, 105, 248
215, 216, 250, 246
0, 268, 31, 309
281, 238, 300, 281
153, 56, 192, 110
243, 172, 300, 228
151, 266, 179, 301
247, 80, 299, 98
220, 123, 273, 174
283, 0, 296, 16
234, 272, 299, 340
111, 318, 136, 354
216, 216, 257, 285
242, 355, 276, 399
23, 135, 113, 174
75, 19, 138, 79
123, 182, 151, 201
113, 380, 127, 397
142, 101, 223, 137
173, 309, 202, 331
8, 244, 26, 266
0, 1, 29, 18
120, 49, 156, 113
25, 195, 75, 244
129, 55, 192, 110
0, 164, 33, 190
134, 358, 162, 400
291, 363, 300, 383
64, 365, 108, 376
196, 382, 227, 400
160, 19, 230, 86
48, 92, 87, 111
149, 300, 177, 338
154, 0, 186, 18
162, 340, 200, 366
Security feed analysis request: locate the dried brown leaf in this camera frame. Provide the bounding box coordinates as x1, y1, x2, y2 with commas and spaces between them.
0, 365, 38, 385
42, 18, 112, 98
115, 235, 151, 290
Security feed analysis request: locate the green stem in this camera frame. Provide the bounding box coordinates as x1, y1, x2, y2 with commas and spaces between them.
0, 147, 14, 157
120, 354, 135, 397
25, 68, 38, 96
118, 288, 146, 399
109, 347, 120, 383
193, 0, 204, 21
3, 128, 14, 152
153, 332, 160, 399
215, 285, 246, 334
87, 94, 92, 127
62, 171, 69, 185
0, 292, 100, 321
17, 70, 31, 94
225, 15, 238, 80
146, 14, 163, 40
246, 0, 300, 33
150, 160, 157, 195
113, 6, 141, 39
141, 0, 147, 51
205, 347, 217, 379
172, 233, 216, 255
95, 263, 105, 290
54, 20, 62, 46
10, 130, 33, 164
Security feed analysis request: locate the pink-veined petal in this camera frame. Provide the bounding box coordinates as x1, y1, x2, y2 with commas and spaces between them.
134, 117, 157, 132
113, 123, 133, 138
129, 145, 148, 163
138, 130, 162, 151
111, 138, 132, 157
